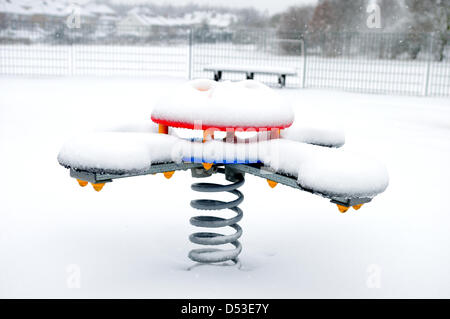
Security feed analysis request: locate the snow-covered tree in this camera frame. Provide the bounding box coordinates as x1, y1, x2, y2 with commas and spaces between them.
309, 0, 367, 32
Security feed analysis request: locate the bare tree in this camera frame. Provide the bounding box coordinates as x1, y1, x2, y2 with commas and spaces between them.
276, 6, 314, 54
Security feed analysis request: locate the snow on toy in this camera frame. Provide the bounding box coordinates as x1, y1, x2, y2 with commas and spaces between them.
58, 79, 389, 267
151, 79, 294, 131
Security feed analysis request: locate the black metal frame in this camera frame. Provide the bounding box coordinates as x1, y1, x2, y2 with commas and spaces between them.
68, 161, 372, 208
208, 68, 293, 88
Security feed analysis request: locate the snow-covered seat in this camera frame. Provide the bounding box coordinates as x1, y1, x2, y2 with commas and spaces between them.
281, 124, 345, 148
260, 139, 388, 198
58, 132, 180, 174
151, 79, 294, 131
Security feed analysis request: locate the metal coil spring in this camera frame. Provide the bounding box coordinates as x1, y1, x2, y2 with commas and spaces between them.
188, 174, 245, 265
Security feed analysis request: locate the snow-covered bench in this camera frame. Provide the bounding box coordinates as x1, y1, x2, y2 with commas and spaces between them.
204, 64, 297, 88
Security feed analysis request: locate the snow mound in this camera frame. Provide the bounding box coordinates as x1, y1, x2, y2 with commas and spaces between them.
261, 139, 388, 198
281, 124, 345, 148
297, 149, 389, 198
57, 132, 179, 174
151, 79, 294, 129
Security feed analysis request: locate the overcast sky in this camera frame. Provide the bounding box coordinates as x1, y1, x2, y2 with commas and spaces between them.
111, 0, 318, 14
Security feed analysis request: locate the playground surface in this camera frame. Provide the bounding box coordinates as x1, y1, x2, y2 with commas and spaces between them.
0, 76, 449, 298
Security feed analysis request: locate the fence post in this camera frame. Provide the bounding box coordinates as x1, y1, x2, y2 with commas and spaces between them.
423, 34, 433, 96
67, 24, 74, 77
301, 36, 307, 88
188, 28, 193, 80
69, 42, 74, 76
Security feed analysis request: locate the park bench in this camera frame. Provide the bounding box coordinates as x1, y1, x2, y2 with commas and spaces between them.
204, 64, 297, 88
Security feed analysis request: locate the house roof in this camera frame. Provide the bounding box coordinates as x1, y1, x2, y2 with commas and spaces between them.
120, 10, 237, 27
0, 0, 115, 18
83, 2, 115, 15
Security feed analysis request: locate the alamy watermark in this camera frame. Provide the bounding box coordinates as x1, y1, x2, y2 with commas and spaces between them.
168, 120, 281, 177
66, 264, 81, 289
366, 264, 382, 288
366, 3, 382, 29
66, 4, 81, 29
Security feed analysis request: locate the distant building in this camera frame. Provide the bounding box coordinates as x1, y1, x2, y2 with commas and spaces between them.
0, 0, 116, 26
116, 8, 237, 37
0, 0, 44, 24
83, 2, 117, 25
116, 10, 147, 37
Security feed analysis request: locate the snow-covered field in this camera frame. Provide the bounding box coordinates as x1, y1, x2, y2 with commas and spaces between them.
0, 76, 449, 298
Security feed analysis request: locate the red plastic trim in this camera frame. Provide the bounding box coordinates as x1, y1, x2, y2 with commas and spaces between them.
151, 116, 292, 131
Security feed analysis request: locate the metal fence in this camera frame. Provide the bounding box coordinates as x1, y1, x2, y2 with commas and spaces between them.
0, 21, 449, 97
303, 32, 450, 96
0, 22, 190, 77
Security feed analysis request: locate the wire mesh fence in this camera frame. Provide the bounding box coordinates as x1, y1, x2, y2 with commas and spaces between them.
302, 32, 450, 96
0, 21, 449, 96
0, 22, 190, 77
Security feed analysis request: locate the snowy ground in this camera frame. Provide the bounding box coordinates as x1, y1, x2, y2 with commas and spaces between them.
0, 76, 449, 298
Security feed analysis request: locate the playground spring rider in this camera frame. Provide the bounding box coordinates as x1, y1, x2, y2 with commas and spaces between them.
58, 79, 389, 266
